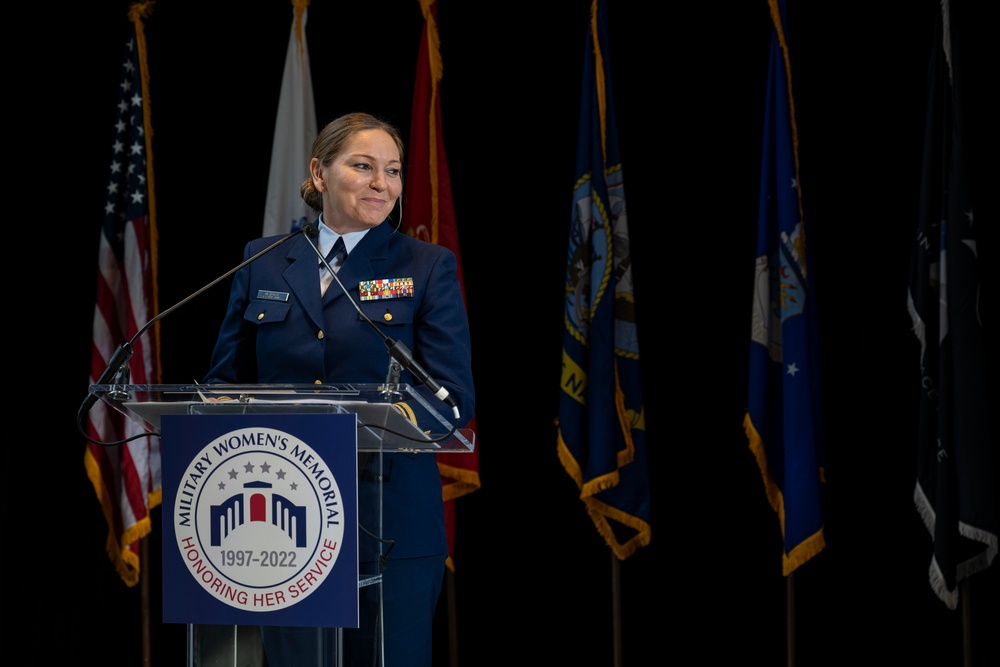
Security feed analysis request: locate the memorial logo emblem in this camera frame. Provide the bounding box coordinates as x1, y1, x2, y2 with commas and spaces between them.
172, 426, 345, 612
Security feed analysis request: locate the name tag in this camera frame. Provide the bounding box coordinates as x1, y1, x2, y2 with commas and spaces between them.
359, 278, 414, 301
256, 290, 289, 302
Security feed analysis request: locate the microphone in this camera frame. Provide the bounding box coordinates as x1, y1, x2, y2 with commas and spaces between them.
302, 223, 458, 414
78, 225, 313, 444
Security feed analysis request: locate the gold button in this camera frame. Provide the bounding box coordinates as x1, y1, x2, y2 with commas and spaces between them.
317, 331, 325, 339
383, 312, 393, 322
314, 380, 322, 385
257, 313, 265, 321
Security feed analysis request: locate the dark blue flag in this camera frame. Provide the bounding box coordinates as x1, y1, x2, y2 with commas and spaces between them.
743, 0, 825, 576
557, 0, 651, 559
906, 0, 997, 610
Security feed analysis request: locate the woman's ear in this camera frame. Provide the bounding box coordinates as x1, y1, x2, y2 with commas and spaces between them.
309, 157, 325, 192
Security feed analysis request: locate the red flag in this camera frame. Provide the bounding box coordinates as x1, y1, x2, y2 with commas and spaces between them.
83, 2, 162, 588
403, 0, 480, 570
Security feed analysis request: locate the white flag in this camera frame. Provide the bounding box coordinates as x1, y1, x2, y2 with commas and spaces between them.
263, 3, 317, 236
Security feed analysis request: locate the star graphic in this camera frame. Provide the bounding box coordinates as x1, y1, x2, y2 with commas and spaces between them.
217, 482, 226, 491
244, 461, 255, 473
260, 462, 271, 474
276, 469, 287, 480
227, 468, 238, 480
786, 362, 799, 376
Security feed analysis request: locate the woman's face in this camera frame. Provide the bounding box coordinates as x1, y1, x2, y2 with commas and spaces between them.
311, 128, 402, 233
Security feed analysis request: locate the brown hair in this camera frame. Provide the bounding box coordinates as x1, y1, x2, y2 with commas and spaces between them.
300, 112, 406, 212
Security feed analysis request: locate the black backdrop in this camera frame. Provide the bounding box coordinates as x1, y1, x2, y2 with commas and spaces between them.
14, 1, 998, 665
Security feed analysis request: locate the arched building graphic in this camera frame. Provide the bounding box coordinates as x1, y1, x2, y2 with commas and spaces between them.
210, 480, 308, 547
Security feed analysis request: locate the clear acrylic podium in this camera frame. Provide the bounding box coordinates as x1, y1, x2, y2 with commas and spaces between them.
91, 382, 475, 667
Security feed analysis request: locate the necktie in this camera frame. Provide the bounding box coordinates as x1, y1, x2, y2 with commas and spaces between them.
320, 237, 346, 296
324, 237, 347, 273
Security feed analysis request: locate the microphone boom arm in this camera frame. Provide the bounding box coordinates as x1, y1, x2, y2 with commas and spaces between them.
79, 227, 311, 441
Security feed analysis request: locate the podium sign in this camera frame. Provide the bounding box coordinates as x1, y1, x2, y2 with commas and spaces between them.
89, 383, 475, 666
160, 412, 359, 628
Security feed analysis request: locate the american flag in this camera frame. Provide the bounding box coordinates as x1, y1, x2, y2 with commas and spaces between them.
83, 7, 162, 588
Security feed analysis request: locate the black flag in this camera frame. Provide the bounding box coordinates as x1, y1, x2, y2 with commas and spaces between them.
906, 0, 997, 610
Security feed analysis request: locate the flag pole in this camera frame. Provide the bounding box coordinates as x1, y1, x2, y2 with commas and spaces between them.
142, 538, 151, 667
611, 554, 622, 667
561, 5, 652, 664
134, 6, 156, 663
400, 6, 482, 663
960, 579, 971, 667
786, 574, 796, 667
446, 568, 459, 666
